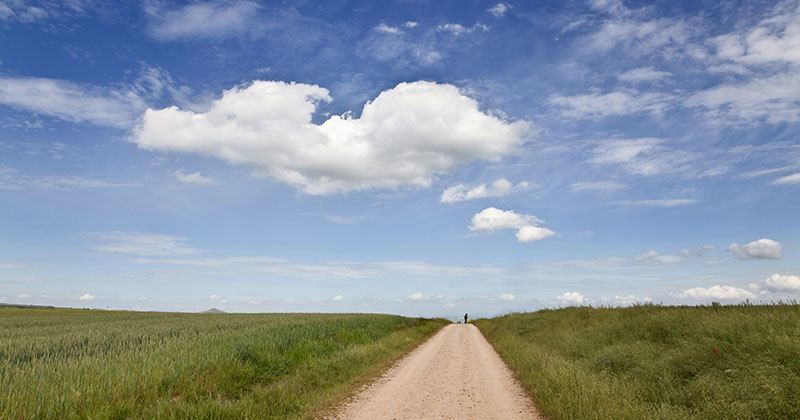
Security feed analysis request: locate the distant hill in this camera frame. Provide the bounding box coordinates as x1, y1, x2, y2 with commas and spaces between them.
203, 308, 226, 314
0, 303, 55, 309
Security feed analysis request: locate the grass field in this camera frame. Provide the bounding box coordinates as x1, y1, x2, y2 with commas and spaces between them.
0, 308, 447, 419
476, 304, 800, 419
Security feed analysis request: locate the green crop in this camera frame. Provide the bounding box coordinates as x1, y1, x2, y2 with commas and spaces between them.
476, 304, 800, 420
0, 308, 446, 419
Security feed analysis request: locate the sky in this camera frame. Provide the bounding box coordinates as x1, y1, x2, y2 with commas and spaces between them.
0, 0, 798, 317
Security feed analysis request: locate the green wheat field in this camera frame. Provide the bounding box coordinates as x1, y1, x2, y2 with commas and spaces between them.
0, 308, 445, 419
476, 304, 800, 420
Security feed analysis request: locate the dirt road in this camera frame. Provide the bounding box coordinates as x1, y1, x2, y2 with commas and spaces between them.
335, 324, 541, 419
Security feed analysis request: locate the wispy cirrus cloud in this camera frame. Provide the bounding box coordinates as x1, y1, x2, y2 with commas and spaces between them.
132, 255, 507, 281
0, 65, 188, 128
685, 72, 800, 125
437, 22, 490, 36
771, 172, 800, 185
570, 180, 626, 192
174, 170, 213, 186
531, 245, 714, 272
95, 232, 199, 257
0, 166, 136, 191
590, 138, 700, 177
0, 76, 142, 128
614, 198, 700, 207
549, 90, 674, 119
617, 67, 671, 83
581, 0, 699, 57
146, 0, 263, 40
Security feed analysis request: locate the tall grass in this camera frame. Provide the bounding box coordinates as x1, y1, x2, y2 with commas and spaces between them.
476, 304, 800, 420
0, 308, 447, 419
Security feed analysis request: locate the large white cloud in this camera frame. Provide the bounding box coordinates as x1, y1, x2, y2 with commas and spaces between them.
729, 238, 783, 260
134, 81, 530, 195
469, 207, 555, 243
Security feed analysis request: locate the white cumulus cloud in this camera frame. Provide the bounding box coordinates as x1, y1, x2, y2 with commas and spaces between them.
764, 274, 800, 292
515, 225, 556, 243
729, 238, 783, 260
488, 3, 511, 17
678, 285, 755, 300
79, 293, 95, 301
469, 207, 555, 243
407, 292, 426, 301
558, 291, 586, 305
332, 294, 344, 301
499, 293, 515, 301
635, 250, 685, 263
763, 274, 800, 293
470, 207, 540, 231
134, 81, 530, 195
440, 178, 529, 203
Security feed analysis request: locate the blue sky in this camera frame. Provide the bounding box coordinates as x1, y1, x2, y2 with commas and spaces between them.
0, 0, 798, 316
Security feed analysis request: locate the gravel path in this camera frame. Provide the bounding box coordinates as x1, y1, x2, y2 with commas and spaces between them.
335, 324, 541, 419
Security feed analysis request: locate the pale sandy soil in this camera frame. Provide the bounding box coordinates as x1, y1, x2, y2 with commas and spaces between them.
333, 324, 542, 420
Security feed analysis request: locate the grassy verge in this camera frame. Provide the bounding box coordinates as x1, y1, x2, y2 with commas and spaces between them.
0, 308, 447, 419
476, 304, 800, 419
